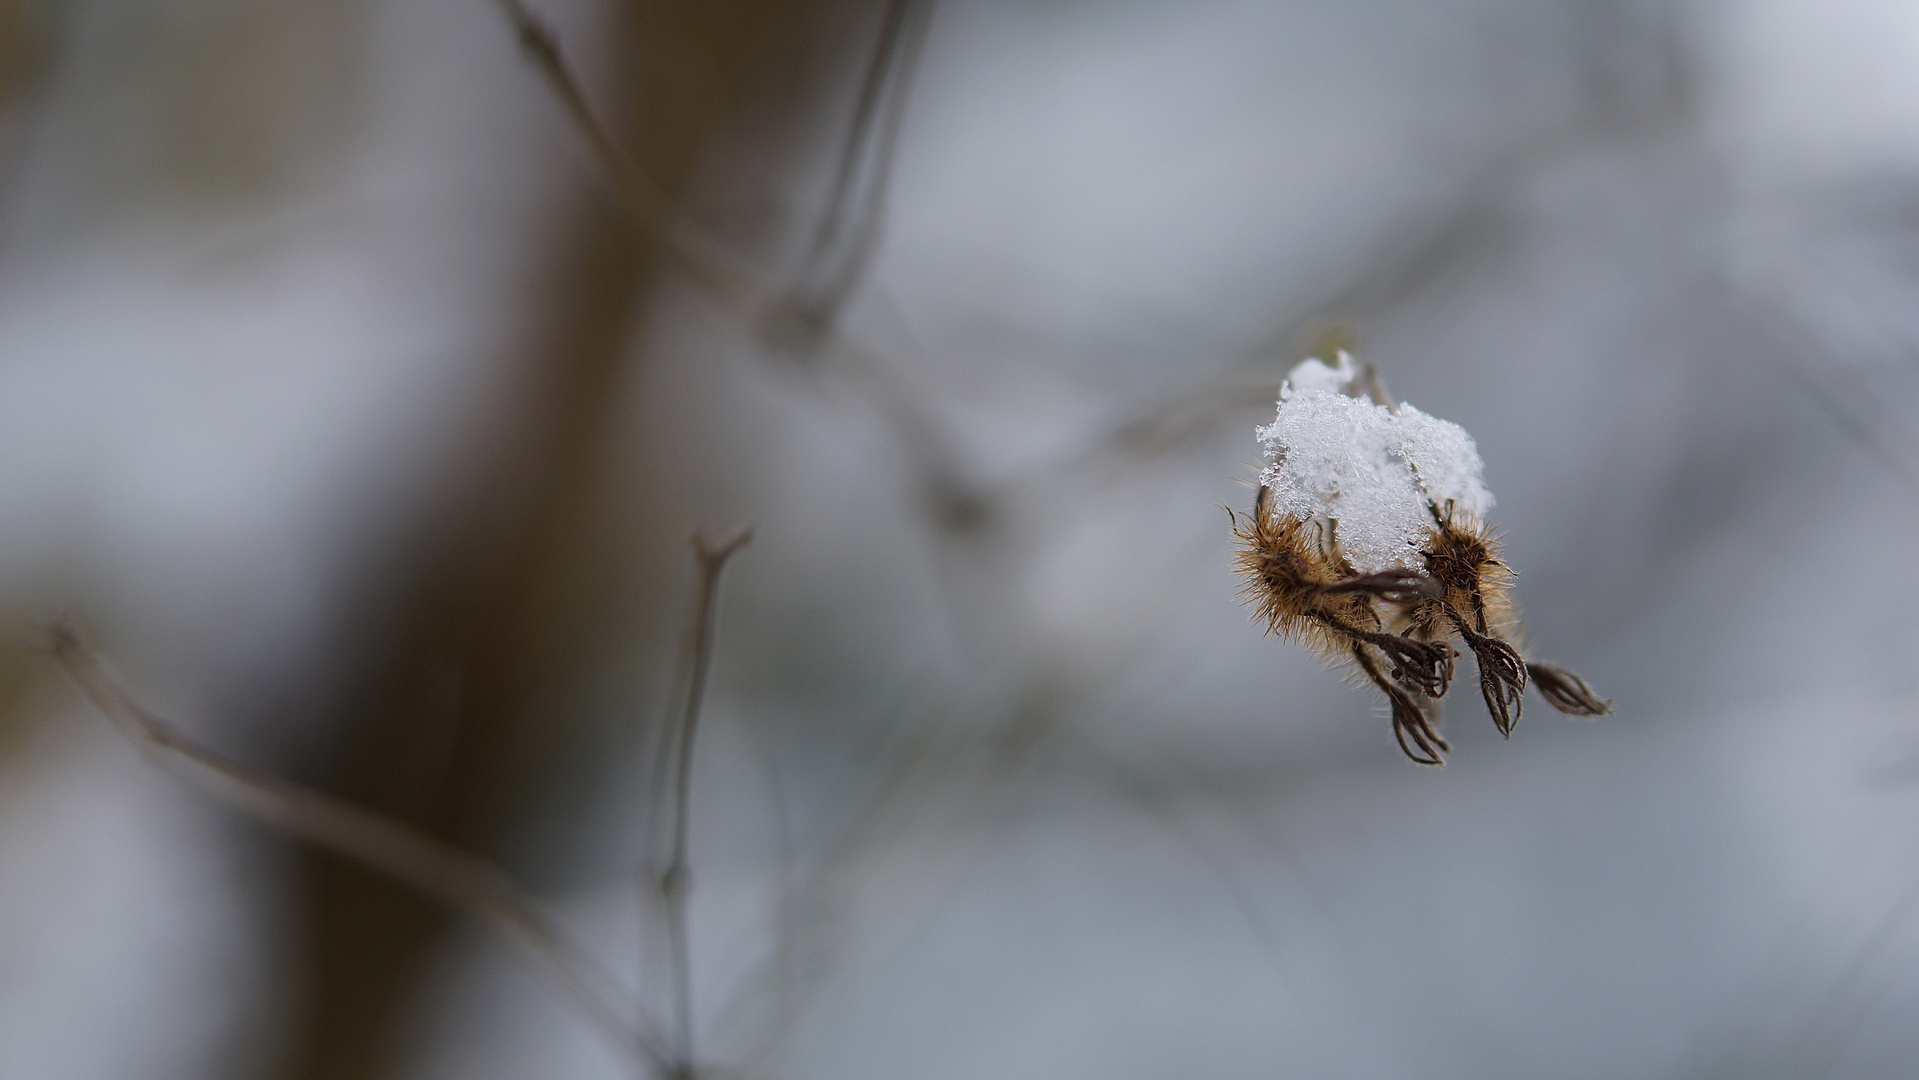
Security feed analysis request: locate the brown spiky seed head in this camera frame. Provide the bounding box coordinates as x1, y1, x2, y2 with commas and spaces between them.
1404, 503, 1514, 639
1230, 498, 1378, 663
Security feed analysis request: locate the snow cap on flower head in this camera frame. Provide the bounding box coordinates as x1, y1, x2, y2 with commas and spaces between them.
1255, 352, 1493, 574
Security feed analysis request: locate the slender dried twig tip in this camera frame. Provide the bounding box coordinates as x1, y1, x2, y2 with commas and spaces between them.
1527, 662, 1613, 717
654, 523, 752, 1076
691, 524, 754, 567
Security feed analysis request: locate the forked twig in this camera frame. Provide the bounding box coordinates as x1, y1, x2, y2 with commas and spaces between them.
495, 0, 632, 208
646, 525, 753, 1078
47, 621, 670, 1077
493, 0, 778, 312
779, 0, 937, 337
494, 1, 997, 537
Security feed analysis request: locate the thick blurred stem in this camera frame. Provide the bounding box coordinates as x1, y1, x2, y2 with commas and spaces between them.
270, 3, 808, 1078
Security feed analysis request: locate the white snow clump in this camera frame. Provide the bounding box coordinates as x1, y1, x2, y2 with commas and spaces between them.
1256, 352, 1494, 573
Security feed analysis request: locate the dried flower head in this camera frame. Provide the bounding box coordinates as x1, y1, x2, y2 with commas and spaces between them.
1231, 353, 1610, 764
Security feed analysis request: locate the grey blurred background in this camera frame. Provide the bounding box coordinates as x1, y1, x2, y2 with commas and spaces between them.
2, 0, 1919, 1077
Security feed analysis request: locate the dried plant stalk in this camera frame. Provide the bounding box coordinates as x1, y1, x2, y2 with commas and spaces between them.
47, 620, 670, 1077
643, 525, 752, 1078
493, 0, 784, 314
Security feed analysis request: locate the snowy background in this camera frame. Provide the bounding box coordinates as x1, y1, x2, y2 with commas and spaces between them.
2, 0, 1919, 1077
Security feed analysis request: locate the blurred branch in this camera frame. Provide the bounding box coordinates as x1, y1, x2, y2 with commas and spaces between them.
495, 0, 989, 528
47, 620, 671, 1078
494, 0, 1693, 563
777, 0, 937, 338
642, 526, 752, 1077
718, 686, 1064, 1070
1723, 274, 1919, 500
495, 0, 781, 313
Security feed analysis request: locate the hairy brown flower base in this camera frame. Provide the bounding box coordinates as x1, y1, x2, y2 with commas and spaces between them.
1231, 492, 1611, 764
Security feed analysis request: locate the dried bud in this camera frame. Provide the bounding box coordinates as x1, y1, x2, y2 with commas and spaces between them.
1526, 662, 1613, 717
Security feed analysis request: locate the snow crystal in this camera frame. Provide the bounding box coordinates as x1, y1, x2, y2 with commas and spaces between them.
1256, 353, 1494, 572
1281, 353, 1361, 398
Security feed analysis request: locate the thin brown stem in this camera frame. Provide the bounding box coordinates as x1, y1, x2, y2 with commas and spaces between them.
650, 526, 752, 1076
493, 0, 778, 312
1319, 568, 1442, 602
1345, 361, 1397, 414
492, 1, 982, 540
495, 0, 631, 206
46, 620, 669, 1077
781, 0, 936, 336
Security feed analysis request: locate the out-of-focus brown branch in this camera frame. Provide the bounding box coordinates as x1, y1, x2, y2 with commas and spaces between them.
495, 0, 1297, 542
495, 0, 989, 531
46, 621, 670, 1077
642, 526, 751, 1076
259, 3, 807, 1076
495, 0, 781, 315
778, 0, 936, 338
